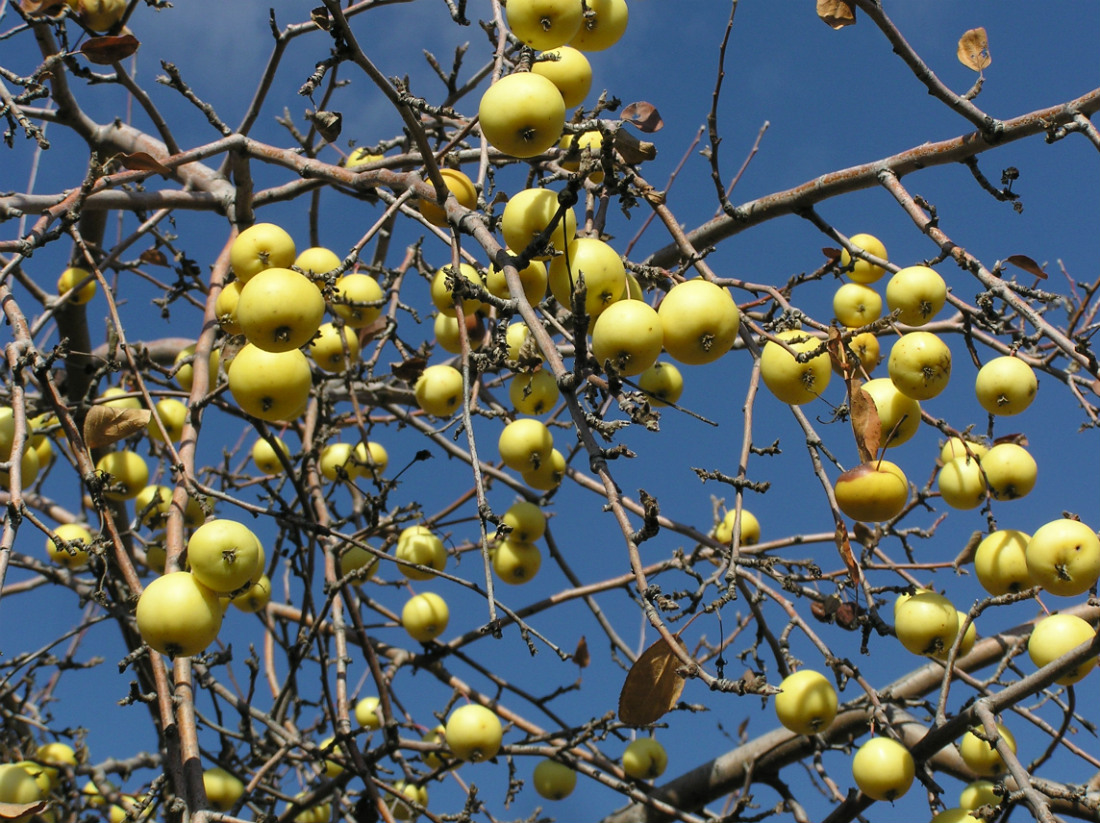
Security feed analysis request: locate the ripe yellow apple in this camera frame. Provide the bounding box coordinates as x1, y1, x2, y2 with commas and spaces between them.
434, 312, 486, 355
569, 0, 629, 51
202, 767, 245, 811
832, 282, 882, 327
499, 418, 554, 472
395, 525, 447, 580
548, 237, 626, 319
959, 779, 1002, 811
478, 72, 566, 159
838, 233, 888, 284
834, 460, 908, 522
214, 280, 244, 335
187, 519, 263, 595
980, 442, 1036, 500
894, 590, 959, 657
558, 128, 605, 182
57, 266, 96, 304
251, 436, 290, 475
774, 669, 838, 736
228, 344, 312, 423
387, 780, 427, 821
1027, 613, 1097, 685
533, 758, 576, 800
832, 330, 881, 376
501, 187, 577, 261
67, 0, 126, 31
339, 546, 378, 584
237, 267, 325, 353
500, 501, 546, 542
230, 574, 271, 613
861, 377, 921, 446
445, 703, 502, 762
713, 508, 760, 546
657, 279, 740, 365
230, 223, 296, 284
148, 398, 187, 444
638, 361, 684, 407
414, 364, 464, 417
418, 168, 478, 227
492, 537, 542, 584
46, 522, 94, 570
506, 0, 583, 50
975, 356, 1037, 416
522, 447, 566, 491
309, 322, 360, 372
331, 273, 384, 328
759, 329, 831, 405
354, 696, 382, 729
622, 738, 667, 779
590, 299, 663, 376
293, 246, 342, 286
486, 253, 548, 306
0, 763, 44, 823
939, 436, 988, 463
430, 263, 485, 318
1024, 518, 1100, 597
886, 264, 947, 326
401, 592, 449, 642
533, 46, 592, 107
959, 723, 1015, 777
509, 370, 559, 415
95, 449, 148, 501
506, 321, 540, 363
887, 330, 952, 400
938, 455, 987, 510
135, 571, 223, 657
174, 344, 221, 393
851, 736, 914, 801
973, 529, 1032, 596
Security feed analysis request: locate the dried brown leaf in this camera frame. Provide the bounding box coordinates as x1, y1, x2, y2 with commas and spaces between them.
612, 129, 657, 164
992, 432, 1029, 447
390, 356, 427, 384
79, 34, 140, 65
84, 405, 151, 449
957, 27, 991, 72
19, 0, 67, 14
850, 385, 881, 464
119, 152, 171, 176
835, 522, 862, 584
618, 634, 687, 726
0, 800, 48, 821
621, 101, 663, 133
573, 636, 590, 668
1004, 254, 1047, 280
139, 248, 169, 266
309, 110, 343, 143
822, 246, 842, 263
817, 0, 856, 29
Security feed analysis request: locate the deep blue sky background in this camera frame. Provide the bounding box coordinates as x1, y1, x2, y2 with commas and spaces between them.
3, 2, 1099, 822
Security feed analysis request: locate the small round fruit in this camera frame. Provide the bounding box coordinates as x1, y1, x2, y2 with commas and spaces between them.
638, 361, 684, 407
445, 704, 502, 762
934, 610, 977, 661
500, 501, 546, 542
353, 441, 387, 479
187, 519, 263, 595
980, 443, 1036, 501
940, 437, 988, 464
774, 670, 838, 736
861, 377, 921, 446
834, 460, 908, 523
402, 592, 449, 642
347, 148, 382, 167
0, 763, 43, 823
339, 546, 378, 583
887, 331, 952, 400
498, 418, 554, 472
134, 484, 204, 529
174, 344, 221, 393
886, 265, 947, 327
251, 437, 290, 475
354, 696, 382, 730
290, 798, 331, 823
759, 329, 831, 405
548, 237, 626, 319
387, 781, 427, 821
414, 364, 464, 418
894, 590, 959, 657
974, 530, 1032, 596
431, 263, 484, 318
46, 522, 94, 569
395, 526, 447, 581
501, 187, 577, 261
421, 726, 448, 769
506, 322, 540, 362
418, 168, 478, 227
293, 247, 342, 285
975, 356, 1037, 416
202, 767, 244, 811
309, 322, 360, 372
1025, 518, 1100, 598
1027, 613, 1097, 686
215, 280, 244, 335
478, 72, 566, 159
228, 344, 312, 423
533, 759, 576, 800
492, 538, 542, 584
851, 736, 914, 801
959, 723, 1015, 777
230, 223, 296, 284
621, 738, 667, 780
486, 254, 548, 306
319, 443, 356, 482
95, 450, 148, 501
0, 443, 38, 490
148, 398, 187, 444
237, 267, 326, 353
507, 0, 583, 50
136, 571, 223, 657
569, 0, 628, 51
99, 386, 140, 410
713, 509, 761, 546
931, 809, 981, 823
590, 299, 663, 377
832, 282, 882, 327
522, 447, 566, 491
509, 370, 559, 415
657, 279, 740, 366
835, 330, 881, 376
838, 233, 888, 284
435, 312, 485, 354
34, 742, 77, 790
533, 46, 592, 107
331, 273, 383, 328
938, 455, 987, 511
230, 575, 271, 613
57, 266, 96, 304
319, 736, 345, 778
559, 129, 605, 182
959, 779, 1002, 811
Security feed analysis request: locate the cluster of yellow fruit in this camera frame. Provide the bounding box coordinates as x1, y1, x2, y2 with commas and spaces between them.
134, 518, 270, 657
0, 407, 54, 491
215, 223, 383, 423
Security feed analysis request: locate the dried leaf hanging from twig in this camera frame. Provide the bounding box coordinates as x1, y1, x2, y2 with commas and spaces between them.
957, 27, 991, 71
618, 634, 688, 726
84, 406, 151, 449
817, 0, 856, 29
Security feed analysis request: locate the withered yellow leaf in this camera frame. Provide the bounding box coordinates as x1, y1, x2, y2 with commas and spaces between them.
84, 405, 151, 449
957, 27, 991, 71
850, 384, 881, 465
618, 634, 688, 726
817, 0, 856, 29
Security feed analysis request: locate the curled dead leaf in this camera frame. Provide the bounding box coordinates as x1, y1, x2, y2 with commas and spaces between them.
309, 110, 343, 143
84, 405, 151, 449
620, 101, 663, 133
79, 34, 140, 65
817, 0, 856, 29
618, 634, 688, 726
612, 129, 657, 164
1004, 254, 1047, 280
390, 355, 427, 384
850, 384, 881, 465
119, 152, 172, 177
0, 800, 49, 821
573, 635, 590, 668
19, 0, 67, 14
139, 248, 169, 266
957, 27, 991, 72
